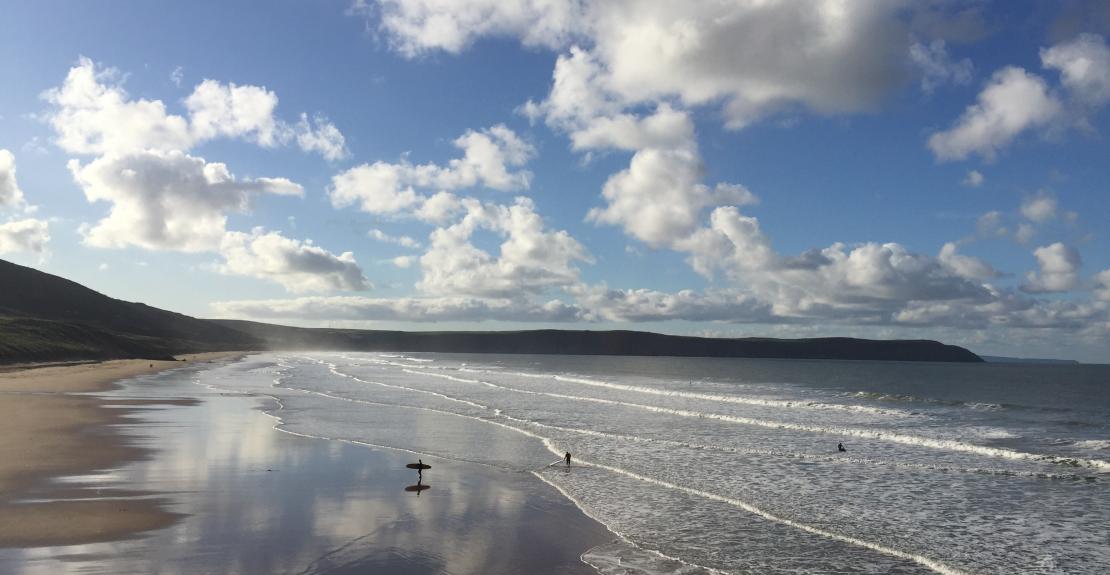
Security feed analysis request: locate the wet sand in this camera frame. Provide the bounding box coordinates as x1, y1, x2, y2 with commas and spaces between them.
0, 353, 244, 548
0, 355, 613, 573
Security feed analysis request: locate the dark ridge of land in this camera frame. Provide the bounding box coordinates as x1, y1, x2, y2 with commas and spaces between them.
214, 320, 984, 363
0, 257, 982, 364
0, 259, 260, 363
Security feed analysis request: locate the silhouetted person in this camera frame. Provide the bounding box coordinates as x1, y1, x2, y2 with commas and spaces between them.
837, 442, 846, 453
565, 452, 572, 467
418, 459, 424, 477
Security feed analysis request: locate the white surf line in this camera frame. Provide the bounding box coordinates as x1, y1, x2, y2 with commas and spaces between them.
294, 356, 488, 411
458, 367, 908, 416
401, 368, 1110, 472
560, 451, 969, 575
237, 358, 964, 575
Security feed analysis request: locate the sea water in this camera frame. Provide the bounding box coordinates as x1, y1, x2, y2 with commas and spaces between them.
197, 352, 1110, 574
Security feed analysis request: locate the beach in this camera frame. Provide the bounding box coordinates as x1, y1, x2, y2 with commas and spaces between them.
0, 353, 611, 574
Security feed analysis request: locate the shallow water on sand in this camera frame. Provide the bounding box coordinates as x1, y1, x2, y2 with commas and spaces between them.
0, 360, 606, 575
237, 352, 1110, 575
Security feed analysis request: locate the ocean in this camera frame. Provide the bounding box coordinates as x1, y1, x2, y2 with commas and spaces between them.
200, 352, 1110, 574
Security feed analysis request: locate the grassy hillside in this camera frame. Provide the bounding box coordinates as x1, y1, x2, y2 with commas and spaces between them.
0, 258, 982, 364
0, 259, 259, 364
216, 320, 983, 362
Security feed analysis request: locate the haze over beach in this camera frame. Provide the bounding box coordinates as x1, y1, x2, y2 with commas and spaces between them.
2, 1, 1110, 574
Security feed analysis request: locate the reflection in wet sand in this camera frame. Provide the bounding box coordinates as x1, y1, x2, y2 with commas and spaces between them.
0, 362, 609, 574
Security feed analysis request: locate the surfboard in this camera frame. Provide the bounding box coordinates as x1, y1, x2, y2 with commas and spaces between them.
404, 484, 431, 492
406, 463, 431, 470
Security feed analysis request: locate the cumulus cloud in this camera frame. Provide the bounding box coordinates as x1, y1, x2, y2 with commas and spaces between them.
218, 228, 370, 293
417, 197, 592, 298
42, 57, 347, 160
184, 79, 287, 147
976, 210, 1006, 237
571, 284, 773, 323
211, 294, 584, 322
928, 67, 1062, 161
368, 228, 421, 248
0, 149, 26, 209
1041, 33, 1110, 107
1022, 242, 1082, 293
375, 1, 911, 129
0, 218, 50, 255
42, 57, 194, 155
910, 39, 974, 94
1094, 269, 1110, 302
962, 169, 984, 187
586, 149, 757, 247
1021, 192, 1058, 223
937, 242, 1000, 280
368, 0, 586, 56
295, 113, 350, 161
69, 149, 303, 252
329, 125, 533, 216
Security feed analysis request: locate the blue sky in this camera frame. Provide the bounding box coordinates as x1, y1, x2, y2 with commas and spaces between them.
1, 0, 1109, 361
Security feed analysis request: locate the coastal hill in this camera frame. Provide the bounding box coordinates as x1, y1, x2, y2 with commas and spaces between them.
215, 320, 983, 362
0, 258, 982, 364
0, 258, 260, 362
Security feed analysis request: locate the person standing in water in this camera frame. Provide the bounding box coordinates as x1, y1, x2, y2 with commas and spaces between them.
565, 452, 572, 467
837, 442, 846, 452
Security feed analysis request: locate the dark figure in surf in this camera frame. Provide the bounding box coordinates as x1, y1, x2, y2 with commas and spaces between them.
837, 442, 846, 453
418, 459, 424, 477
565, 452, 572, 467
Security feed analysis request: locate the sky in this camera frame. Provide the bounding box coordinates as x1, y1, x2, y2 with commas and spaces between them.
1, 0, 1109, 362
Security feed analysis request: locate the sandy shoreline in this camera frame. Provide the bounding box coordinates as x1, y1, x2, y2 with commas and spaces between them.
0, 352, 246, 548
0, 352, 612, 573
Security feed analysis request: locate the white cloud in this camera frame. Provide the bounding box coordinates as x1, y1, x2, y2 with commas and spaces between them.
937, 242, 1000, 280
184, 79, 288, 147
1021, 192, 1058, 223
1022, 242, 1081, 293
0, 219, 50, 255
42, 57, 193, 155
170, 66, 184, 87
211, 294, 584, 322
375, 1, 911, 129
586, 148, 758, 247
572, 284, 772, 323
567, 104, 695, 152
0, 149, 26, 209
417, 196, 592, 298
1094, 269, 1110, 302
70, 150, 303, 252
43, 57, 347, 160
1014, 223, 1037, 245
219, 228, 371, 293
976, 210, 1006, 237
962, 169, 984, 187
391, 255, 415, 268
928, 67, 1062, 161
329, 125, 533, 216
369, 0, 585, 57
368, 228, 421, 248
1041, 33, 1110, 107
296, 113, 350, 161
910, 39, 974, 94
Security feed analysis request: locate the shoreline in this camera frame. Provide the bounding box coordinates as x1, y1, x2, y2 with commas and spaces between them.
0, 352, 614, 573
0, 352, 246, 548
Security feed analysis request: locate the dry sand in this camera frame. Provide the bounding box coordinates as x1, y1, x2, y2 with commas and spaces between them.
0, 352, 245, 547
